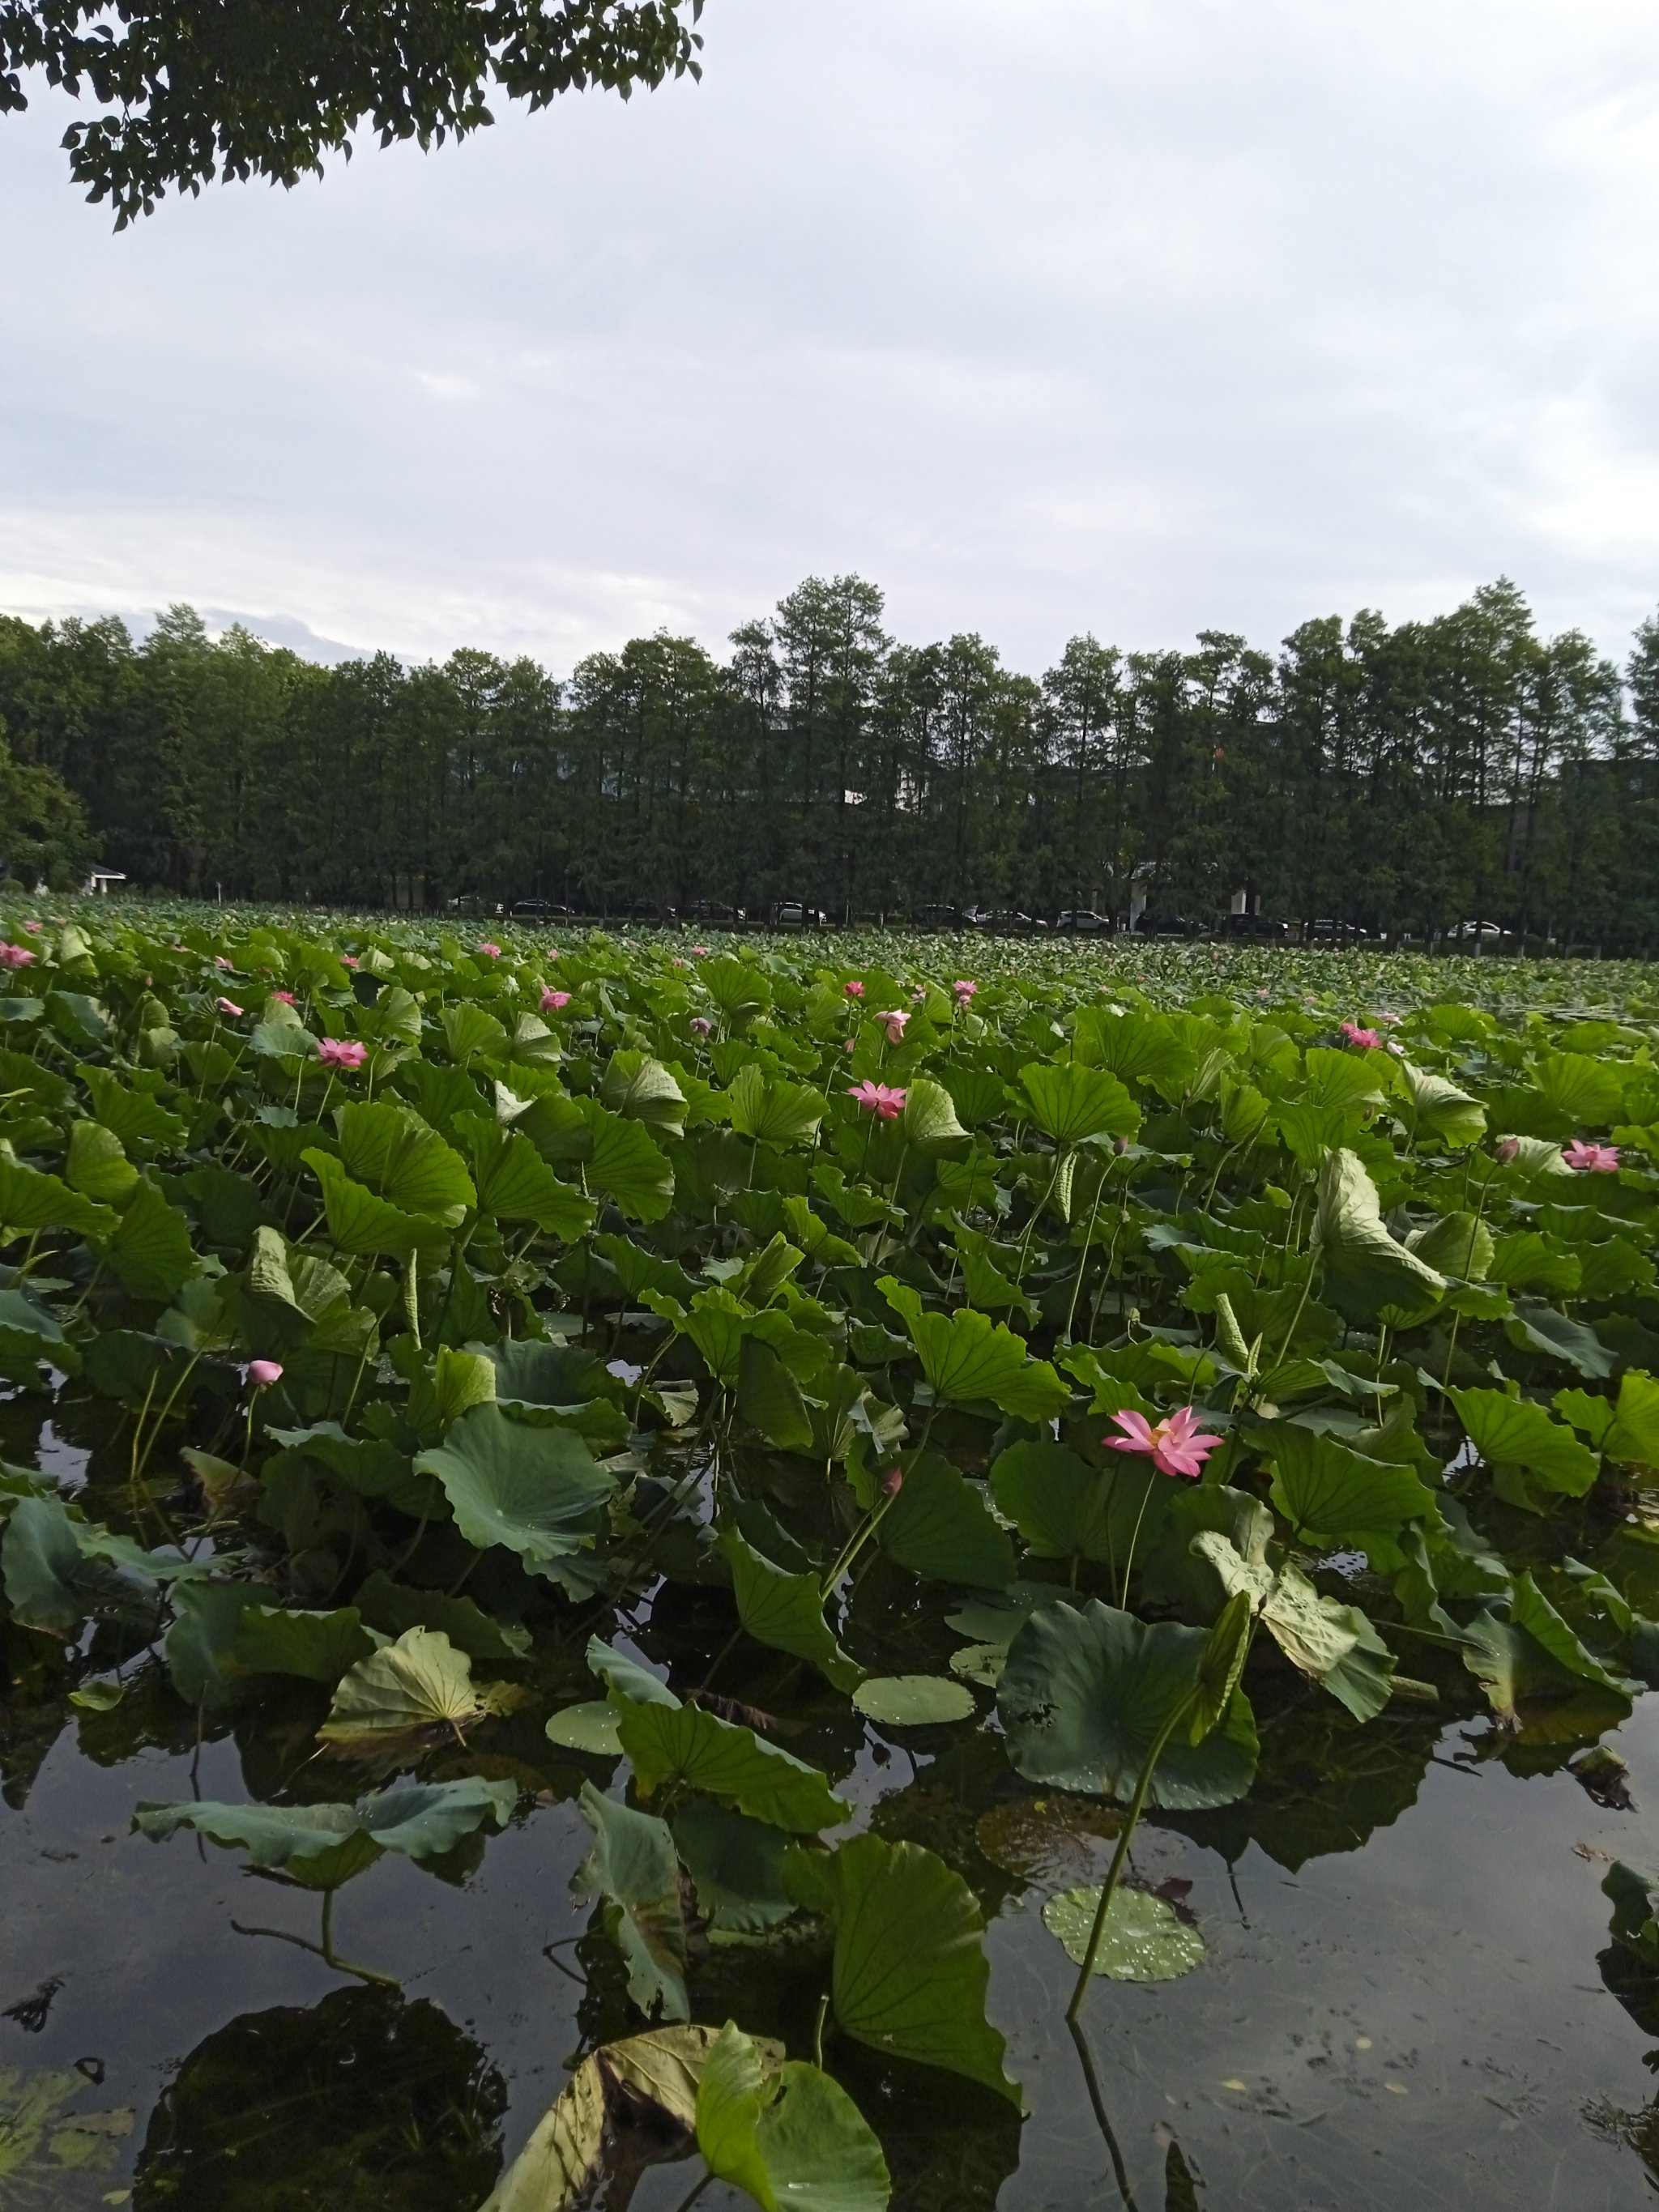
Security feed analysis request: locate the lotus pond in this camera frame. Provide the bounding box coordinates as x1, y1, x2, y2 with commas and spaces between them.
9, 912, 1659, 2210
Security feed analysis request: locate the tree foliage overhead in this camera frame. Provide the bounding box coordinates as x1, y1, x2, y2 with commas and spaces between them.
2, 577, 1659, 948
0, 0, 704, 224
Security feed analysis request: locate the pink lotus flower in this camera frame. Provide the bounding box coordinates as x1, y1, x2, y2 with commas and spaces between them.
0, 944, 35, 969
844, 980, 865, 998
1494, 1137, 1520, 1165
911, 985, 927, 1003
340, 954, 359, 970
1564, 1139, 1620, 1173
672, 957, 688, 969
1340, 1021, 1381, 1050
215, 996, 243, 1016
691, 945, 710, 957
540, 988, 572, 1012
880, 1466, 904, 1496
215, 956, 234, 970
848, 1080, 907, 1119
877, 1008, 910, 1044
22, 920, 42, 935
1104, 1405, 1221, 1481
248, 1359, 284, 1388
317, 1038, 368, 1071
269, 989, 296, 1006
478, 941, 502, 958
953, 979, 978, 1001
689, 1016, 714, 1037
843, 1038, 856, 1053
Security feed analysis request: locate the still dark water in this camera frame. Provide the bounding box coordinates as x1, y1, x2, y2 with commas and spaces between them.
6, 1638, 1659, 2212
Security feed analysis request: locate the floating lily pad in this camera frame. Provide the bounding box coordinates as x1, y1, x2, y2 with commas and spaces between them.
852, 1676, 976, 1727
1043, 1886, 1205, 1982
545, 1699, 624, 1755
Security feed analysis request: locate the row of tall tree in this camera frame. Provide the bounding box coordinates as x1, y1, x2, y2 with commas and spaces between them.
2, 577, 1658, 948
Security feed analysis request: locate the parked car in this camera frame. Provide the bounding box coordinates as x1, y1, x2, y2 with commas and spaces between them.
1132, 910, 1199, 937
510, 898, 574, 918
1222, 913, 1289, 940
689, 900, 746, 923
772, 901, 827, 927
1452, 919, 1512, 942
1304, 918, 1371, 944
989, 910, 1047, 933
1056, 910, 1111, 934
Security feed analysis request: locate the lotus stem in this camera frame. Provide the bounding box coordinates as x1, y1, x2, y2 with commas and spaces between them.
1066, 1690, 1193, 2020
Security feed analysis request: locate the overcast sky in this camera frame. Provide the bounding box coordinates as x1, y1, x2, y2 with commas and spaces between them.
4, 0, 1659, 678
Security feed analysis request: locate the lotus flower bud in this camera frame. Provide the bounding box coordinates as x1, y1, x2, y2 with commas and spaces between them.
249, 1359, 284, 1388
1495, 1137, 1520, 1165
880, 1467, 904, 1497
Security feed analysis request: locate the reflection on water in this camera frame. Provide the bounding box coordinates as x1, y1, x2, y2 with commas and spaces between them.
132, 1986, 505, 2211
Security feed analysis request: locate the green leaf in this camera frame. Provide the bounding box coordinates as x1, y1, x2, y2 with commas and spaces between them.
851, 1675, 977, 1726
1534, 1049, 1625, 1125
1504, 1301, 1616, 1379
65, 1119, 139, 1204
1043, 1886, 1205, 1983
696, 2023, 892, 2212
0, 1154, 116, 1239
2, 1494, 162, 1636
337, 1101, 474, 1220
1019, 1060, 1138, 1149
990, 1439, 1114, 1561
134, 1775, 515, 1884
899, 1078, 968, 1149
585, 1634, 681, 1706
316, 1626, 514, 1755
718, 1526, 862, 1693
585, 1102, 676, 1221
574, 1779, 689, 2021
460, 1117, 595, 1238
727, 1063, 824, 1147
442, 1002, 509, 1063
616, 1698, 848, 1831
1449, 1387, 1601, 1498
675, 1802, 795, 1935
1263, 1423, 1439, 1542
546, 1700, 623, 1754
232, 1603, 376, 1681
873, 1450, 1015, 1588
602, 1053, 688, 1137
349, 1571, 532, 1661
878, 1276, 1068, 1421
1314, 1148, 1445, 1323
783, 1833, 1020, 2106
1606, 1371, 1659, 1471
304, 1149, 454, 1258
997, 1598, 1259, 1810
1401, 1063, 1486, 1149
1406, 1211, 1494, 1278
413, 1404, 616, 1583
736, 1334, 815, 1452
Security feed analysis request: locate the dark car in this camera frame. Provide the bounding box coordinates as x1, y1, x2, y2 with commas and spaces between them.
689, 900, 746, 923
1304, 918, 1371, 944
1132, 910, 1198, 937
510, 898, 574, 918
1222, 912, 1289, 940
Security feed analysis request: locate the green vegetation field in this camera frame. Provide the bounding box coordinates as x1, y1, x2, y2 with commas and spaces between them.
6, 901, 1659, 2207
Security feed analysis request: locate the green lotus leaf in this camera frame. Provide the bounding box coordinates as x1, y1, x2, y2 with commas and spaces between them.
601, 1051, 688, 1136
546, 1700, 624, 1754
1314, 1148, 1445, 1324
336, 1100, 474, 1220
736, 1334, 815, 1452
65, 1119, 139, 1204
899, 1077, 968, 1149
585, 1634, 680, 1706
316, 1626, 514, 1754
717, 1526, 863, 1692
1605, 1371, 1659, 1472
696, 2022, 891, 2212
997, 1598, 1259, 1810
673, 1802, 796, 1936
878, 1276, 1068, 1421
727, 1063, 825, 1148
459, 1115, 595, 1238
1504, 1299, 1617, 1379
1449, 1387, 1601, 1498
1406, 1211, 1495, 1278
616, 1697, 848, 1832
2, 1494, 165, 1637
414, 1403, 616, 1579
134, 1775, 516, 1884
782, 1832, 1020, 2106
867, 1449, 1014, 1588
1262, 1423, 1439, 1544
1018, 1060, 1138, 1148
1534, 1049, 1626, 1125
1043, 1886, 1205, 1982
851, 1675, 977, 1727
574, 1779, 689, 2021
1401, 1062, 1486, 1149
304, 1149, 454, 1257
583, 1102, 676, 1221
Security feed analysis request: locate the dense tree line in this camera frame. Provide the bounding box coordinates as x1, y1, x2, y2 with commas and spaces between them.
2, 577, 1658, 947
